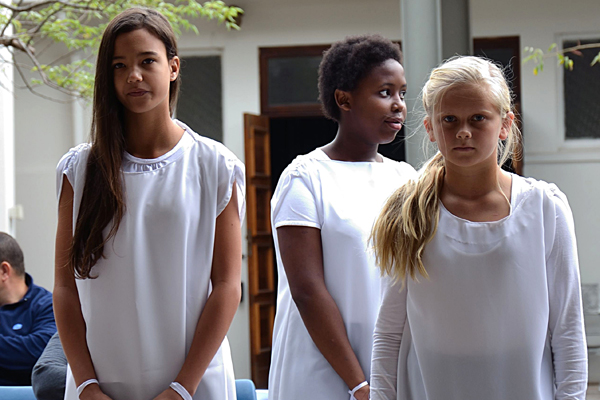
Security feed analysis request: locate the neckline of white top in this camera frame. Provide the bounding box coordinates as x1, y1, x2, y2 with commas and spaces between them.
439, 173, 518, 225
314, 147, 389, 164
121, 120, 192, 173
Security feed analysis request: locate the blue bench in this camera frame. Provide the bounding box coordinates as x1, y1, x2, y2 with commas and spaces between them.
0, 386, 36, 400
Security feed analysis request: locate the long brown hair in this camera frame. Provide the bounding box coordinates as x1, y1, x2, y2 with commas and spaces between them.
371, 56, 521, 285
71, 8, 181, 279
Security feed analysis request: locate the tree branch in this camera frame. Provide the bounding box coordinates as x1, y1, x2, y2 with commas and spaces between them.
0, 0, 102, 13
0, 36, 35, 53
545, 43, 600, 59
16, 37, 80, 96
13, 57, 72, 103
1, 0, 244, 99
25, 7, 63, 47
0, 10, 14, 37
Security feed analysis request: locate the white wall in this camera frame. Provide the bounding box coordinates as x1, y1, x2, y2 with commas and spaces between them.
470, 0, 600, 286
0, 40, 15, 235
13, 52, 76, 291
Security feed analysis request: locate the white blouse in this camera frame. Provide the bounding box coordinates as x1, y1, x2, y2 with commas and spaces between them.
56, 121, 245, 400
268, 149, 416, 400
370, 175, 587, 400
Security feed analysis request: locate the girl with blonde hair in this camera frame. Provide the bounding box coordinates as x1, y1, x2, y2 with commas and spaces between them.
370, 56, 587, 400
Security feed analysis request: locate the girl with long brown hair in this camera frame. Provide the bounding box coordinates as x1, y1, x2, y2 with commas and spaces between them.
370, 56, 587, 399
54, 8, 244, 400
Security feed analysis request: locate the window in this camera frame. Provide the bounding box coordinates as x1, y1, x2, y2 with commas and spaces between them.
563, 38, 600, 139
177, 56, 222, 142
260, 45, 330, 117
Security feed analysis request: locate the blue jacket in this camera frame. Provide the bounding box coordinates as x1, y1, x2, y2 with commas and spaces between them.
0, 274, 56, 386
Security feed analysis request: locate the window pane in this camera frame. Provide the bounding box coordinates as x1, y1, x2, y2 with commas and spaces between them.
177, 56, 223, 142
267, 56, 321, 106
563, 39, 600, 139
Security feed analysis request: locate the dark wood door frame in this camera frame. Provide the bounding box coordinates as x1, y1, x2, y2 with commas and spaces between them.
244, 114, 275, 389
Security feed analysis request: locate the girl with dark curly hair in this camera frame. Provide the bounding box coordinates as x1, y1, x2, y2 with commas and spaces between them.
268, 34, 416, 400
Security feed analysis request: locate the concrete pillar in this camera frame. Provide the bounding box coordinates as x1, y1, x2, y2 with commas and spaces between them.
0, 27, 16, 235
400, 0, 471, 168
400, 0, 442, 168
441, 0, 471, 60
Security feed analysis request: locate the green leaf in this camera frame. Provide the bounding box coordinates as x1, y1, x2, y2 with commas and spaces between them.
592, 52, 600, 66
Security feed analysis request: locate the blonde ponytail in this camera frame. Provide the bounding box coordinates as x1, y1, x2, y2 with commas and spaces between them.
373, 56, 522, 285
372, 152, 445, 285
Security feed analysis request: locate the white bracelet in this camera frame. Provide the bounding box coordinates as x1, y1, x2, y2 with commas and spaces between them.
77, 379, 99, 398
348, 381, 368, 399
170, 382, 193, 400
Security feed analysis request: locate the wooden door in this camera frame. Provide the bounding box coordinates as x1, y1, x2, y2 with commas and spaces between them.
243, 113, 275, 389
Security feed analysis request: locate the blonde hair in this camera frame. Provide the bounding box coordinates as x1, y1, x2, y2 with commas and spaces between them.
372, 56, 521, 285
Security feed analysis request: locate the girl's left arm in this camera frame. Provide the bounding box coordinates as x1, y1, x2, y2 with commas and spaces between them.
547, 189, 588, 399
154, 184, 242, 400
371, 275, 408, 400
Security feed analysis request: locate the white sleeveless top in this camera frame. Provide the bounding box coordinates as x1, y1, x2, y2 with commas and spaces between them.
268, 149, 416, 400
56, 120, 245, 400
371, 175, 587, 400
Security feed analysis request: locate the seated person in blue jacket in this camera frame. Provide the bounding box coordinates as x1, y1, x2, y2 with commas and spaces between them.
0, 232, 56, 386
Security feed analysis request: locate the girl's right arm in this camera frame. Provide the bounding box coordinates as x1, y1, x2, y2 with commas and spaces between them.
277, 226, 370, 400
54, 175, 112, 400
370, 275, 407, 400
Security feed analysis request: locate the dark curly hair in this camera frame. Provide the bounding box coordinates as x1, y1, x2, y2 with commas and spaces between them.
318, 34, 402, 121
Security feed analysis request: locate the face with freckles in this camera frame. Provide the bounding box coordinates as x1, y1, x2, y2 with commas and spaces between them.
424, 83, 514, 170
112, 28, 179, 117
337, 59, 407, 146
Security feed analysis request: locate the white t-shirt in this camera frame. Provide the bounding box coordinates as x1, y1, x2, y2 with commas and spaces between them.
56, 120, 245, 400
268, 149, 416, 400
370, 175, 587, 400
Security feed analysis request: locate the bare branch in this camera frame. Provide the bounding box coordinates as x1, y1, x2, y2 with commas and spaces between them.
0, 0, 102, 13
545, 43, 600, 59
